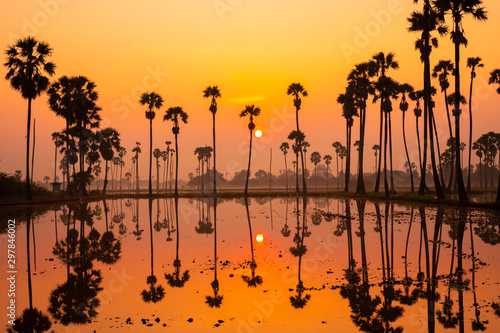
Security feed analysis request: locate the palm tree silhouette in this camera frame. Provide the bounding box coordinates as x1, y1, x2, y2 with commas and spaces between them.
408, 1, 448, 199
240, 105, 261, 196
332, 141, 343, 190
310, 152, 321, 189
433, 59, 455, 190
164, 141, 172, 191
323, 154, 332, 191
163, 107, 189, 196
348, 62, 376, 195
433, 0, 487, 202
488, 69, 500, 202
466, 57, 484, 192
203, 86, 221, 196
279, 142, 290, 191
400, 83, 415, 192
4, 36, 55, 200
99, 128, 121, 194
141, 199, 165, 303
153, 148, 162, 191
287, 83, 308, 193
337, 88, 357, 192
139, 92, 163, 196
410, 89, 424, 175
132, 142, 141, 193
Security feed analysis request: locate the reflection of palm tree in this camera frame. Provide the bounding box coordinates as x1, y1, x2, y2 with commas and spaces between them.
141, 199, 165, 303
289, 197, 311, 308
281, 198, 291, 237
206, 198, 223, 308
242, 197, 263, 288
8, 209, 54, 332
165, 198, 190, 288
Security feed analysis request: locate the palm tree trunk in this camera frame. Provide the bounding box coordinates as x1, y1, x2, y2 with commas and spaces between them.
295, 106, 307, 193
31, 118, 35, 187
336, 152, 339, 190
357, 106, 366, 195
467, 72, 474, 192
389, 112, 396, 193
432, 112, 446, 191
344, 122, 351, 192
149, 119, 153, 196
326, 164, 329, 191
443, 88, 455, 191
375, 104, 384, 192
416, 117, 423, 175
25, 98, 33, 200
403, 112, 414, 192
103, 160, 109, 194
156, 159, 160, 192
454, 21, 468, 203
213, 112, 217, 196
175, 133, 179, 196
284, 153, 288, 191
383, 111, 389, 196
428, 104, 445, 199
136, 154, 140, 193
244, 129, 253, 196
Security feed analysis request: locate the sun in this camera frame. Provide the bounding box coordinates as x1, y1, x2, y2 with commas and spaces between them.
256, 234, 264, 243
255, 130, 263, 138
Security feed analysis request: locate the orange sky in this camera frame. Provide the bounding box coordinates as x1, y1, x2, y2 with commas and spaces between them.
1, 0, 500, 183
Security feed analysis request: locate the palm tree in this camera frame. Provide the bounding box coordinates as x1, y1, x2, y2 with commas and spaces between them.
310, 152, 321, 189
408, 1, 448, 200
373, 76, 400, 196
287, 83, 308, 193
163, 107, 189, 196
153, 148, 162, 192
323, 155, 332, 191
400, 83, 415, 192
140, 92, 164, 196
240, 105, 261, 196
489, 69, 500, 202
99, 128, 121, 194
433, 0, 487, 202
371, 52, 399, 193
332, 141, 343, 190
302, 141, 311, 180
466, 57, 484, 191
338, 87, 358, 192
280, 142, 290, 191
433, 60, 455, 190
164, 141, 171, 191
203, 86, 221, 196
348, 62, 376, 195
165, 198, 190, 288
132, 142, 141, 192
410, 90, 424, 173
4, 36, 55, 200
372, 144, 380, 173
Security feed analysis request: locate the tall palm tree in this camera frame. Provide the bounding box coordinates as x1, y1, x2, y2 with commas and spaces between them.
310, 152, 321, 189
372, 144, 380, 173
489, 69, 500, 202
140, 92, 164, 196
280, 142, 290, 191
4, 36, 55, 200
433, 0, 487, 202
348, 62, 376, 195
203, 86, 221, 196
323, 155, 332, 191
240, 105, 261, 196
153, 148, 162, 191
99, 128, 121, 195
163, 107, 188, 196
132, 142, 141, 192
287, 83, 308, 193
466, 57, 484, 191
337, 88, 358, 192
373, 76, 400, 196
332, 141, 343, 190
408, 1, 448, 199
371, 52, 399, 193
400, 83, 415, 192
433, 60, 455, 190
410, 90, 424, 174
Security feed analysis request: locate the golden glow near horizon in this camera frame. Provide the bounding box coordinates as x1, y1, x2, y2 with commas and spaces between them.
255, 130, 263, 138
1, 1, 500, 182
